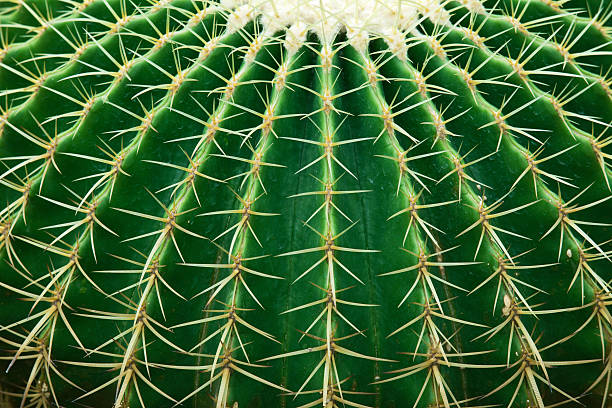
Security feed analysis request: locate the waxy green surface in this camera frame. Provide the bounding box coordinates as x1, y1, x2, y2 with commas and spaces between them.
0, 0, 611, 407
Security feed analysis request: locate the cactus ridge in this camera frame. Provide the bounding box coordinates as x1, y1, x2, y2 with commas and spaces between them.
0, 0, 611, 407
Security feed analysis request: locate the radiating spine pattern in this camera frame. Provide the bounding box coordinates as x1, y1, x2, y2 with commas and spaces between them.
0, 0, 611, 407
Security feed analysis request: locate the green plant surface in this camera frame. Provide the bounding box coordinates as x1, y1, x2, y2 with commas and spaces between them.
0, 0, 611, 407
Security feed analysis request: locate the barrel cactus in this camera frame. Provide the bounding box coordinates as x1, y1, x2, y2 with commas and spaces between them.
0, 0, 610, 406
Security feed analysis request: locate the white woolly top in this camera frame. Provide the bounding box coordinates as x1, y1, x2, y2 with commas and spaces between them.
219, 0, 463, 53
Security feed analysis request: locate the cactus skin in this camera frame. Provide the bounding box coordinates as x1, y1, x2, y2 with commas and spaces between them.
0, 0, 611, 406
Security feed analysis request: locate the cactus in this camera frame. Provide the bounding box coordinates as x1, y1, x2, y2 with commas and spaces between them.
0, 0, 611, 406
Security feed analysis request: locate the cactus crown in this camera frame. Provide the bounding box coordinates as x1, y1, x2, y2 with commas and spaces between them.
0, 0, 611, 407
221, 0, 452, 51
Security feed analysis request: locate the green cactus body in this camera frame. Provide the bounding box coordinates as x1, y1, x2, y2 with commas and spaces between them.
0, 0, 610, 406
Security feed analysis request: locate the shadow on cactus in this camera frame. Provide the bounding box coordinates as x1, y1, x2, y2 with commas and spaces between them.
0, 0, 611, 406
